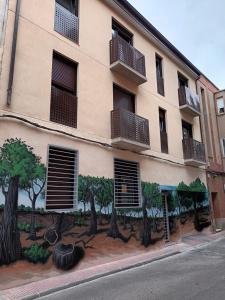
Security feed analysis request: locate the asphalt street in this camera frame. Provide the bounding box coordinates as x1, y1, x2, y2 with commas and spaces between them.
39, 238, 225, 300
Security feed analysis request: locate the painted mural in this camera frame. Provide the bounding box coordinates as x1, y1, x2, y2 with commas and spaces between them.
0, 138, 211, 271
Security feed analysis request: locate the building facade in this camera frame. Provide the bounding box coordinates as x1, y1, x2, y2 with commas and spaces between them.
0, 0, 212, 269
197, 76, 225, 229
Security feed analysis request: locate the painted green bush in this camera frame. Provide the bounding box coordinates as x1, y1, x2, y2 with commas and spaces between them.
17, 222, 44, 233
23, 244, 51, 264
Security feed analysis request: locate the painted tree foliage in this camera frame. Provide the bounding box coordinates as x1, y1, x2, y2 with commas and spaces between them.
141, 182, 162, 247
0, 139, 41, 265
177, 178, 209, 230
78, 175, 99, 235
21, 158, 46, 240
95, 177, 113, 224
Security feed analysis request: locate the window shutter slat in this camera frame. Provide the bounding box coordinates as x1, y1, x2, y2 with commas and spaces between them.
46, 146, 78, 211
114, 158, 141, 208
52, 55, 76, 92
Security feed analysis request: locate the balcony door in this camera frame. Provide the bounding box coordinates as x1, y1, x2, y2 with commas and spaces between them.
178, 72, 188, 88
112, 19, 133, 45
56, 0, 78, 16
113, 85, 135, 113
182, 120, 193, 139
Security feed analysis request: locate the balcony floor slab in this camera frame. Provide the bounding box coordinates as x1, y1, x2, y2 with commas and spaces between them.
110, 61, 147, 85
111, 137, 150, 152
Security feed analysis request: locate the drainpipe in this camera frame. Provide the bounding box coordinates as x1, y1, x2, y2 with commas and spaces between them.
6, 0, 21, 106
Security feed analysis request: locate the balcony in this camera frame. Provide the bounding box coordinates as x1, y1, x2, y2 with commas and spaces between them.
178, 86, 201, 116
50, 86, 77, 128
110, 36, 147, 85
182, 138, 206, 166
111, 109, 150, 152
54, 2, 79, 43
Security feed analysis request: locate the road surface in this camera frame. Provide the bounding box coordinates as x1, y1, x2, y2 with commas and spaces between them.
39, 237, 225, 300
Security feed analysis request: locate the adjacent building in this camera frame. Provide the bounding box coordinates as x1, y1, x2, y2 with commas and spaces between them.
197, 76, 225, 229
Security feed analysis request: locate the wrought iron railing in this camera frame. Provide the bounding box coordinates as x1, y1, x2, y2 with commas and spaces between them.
50, 86, 77, 128
111, 109, 150, 146
110, 36, 146, 77
54, 2, 79, 43
183, 138, 206, 162
178, 86, 200, 113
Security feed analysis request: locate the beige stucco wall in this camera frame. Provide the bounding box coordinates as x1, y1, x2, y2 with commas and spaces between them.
0, 0, 206, 186
0, 119, 206, 186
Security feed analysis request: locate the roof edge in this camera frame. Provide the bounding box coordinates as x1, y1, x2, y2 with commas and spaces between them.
113, 0, 221, 88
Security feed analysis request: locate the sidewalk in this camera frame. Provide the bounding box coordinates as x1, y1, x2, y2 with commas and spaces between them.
0, 230, 224, 300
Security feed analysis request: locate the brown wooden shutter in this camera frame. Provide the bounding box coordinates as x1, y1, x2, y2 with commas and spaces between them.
114, 158, 141, 208
46, 146, 78, 211
50, 53, 77, 128
52, 54, 76, 93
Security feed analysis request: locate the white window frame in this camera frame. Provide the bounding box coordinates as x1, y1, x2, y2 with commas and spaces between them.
216, 97, 225, 114
45, 144, 79, 212
114, 158, 142, 208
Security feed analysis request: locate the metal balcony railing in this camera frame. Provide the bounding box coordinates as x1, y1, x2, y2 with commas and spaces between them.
110, 36, 146, 77
178, 86, 201, 114
182, 138, 206, 163
54, 2, 79, 43
111, 109, 150, 147
50, 86, 77, 128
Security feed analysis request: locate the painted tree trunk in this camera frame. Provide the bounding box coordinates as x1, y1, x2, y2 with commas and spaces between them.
107, 205, 120, 238
89, 196, 97, 235
29, 199, 37, 240
44, 213, 64, 245
0, 176, 21, 265
142, 197, 151, 247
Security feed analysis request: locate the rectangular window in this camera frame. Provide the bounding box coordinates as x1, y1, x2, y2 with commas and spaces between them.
114, 158, 141, 208
156, 54, 164, 96
55, 0, 79, 43
159, 108, 168, 153
56, 0, 78, 15
113, 84, 135, 113
178, 72, 188, 88
46, 146, 78, 211
182, 120, 193, 139
50, 53, 77, 128
112, 19, 133, 44
221, 138, 225, 156
217, 97, 225, 114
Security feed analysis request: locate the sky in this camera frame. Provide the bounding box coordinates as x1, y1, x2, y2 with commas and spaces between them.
128, 0, 225, 89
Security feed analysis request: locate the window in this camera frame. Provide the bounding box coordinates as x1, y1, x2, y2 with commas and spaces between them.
221, 139, 225, 156
112, 19, 133, 44
178, 72, 188, 88
114, 159, 141, 208
46, 146, 78, 211
56, 0, 78, 15
217, 97, 225, 114
50, 53, 77, 128
182, 120, 193, 139
113, 84, 135, 113
156, 54, 164, 96
159, 108, 168, 153
55, 0, 79, 43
